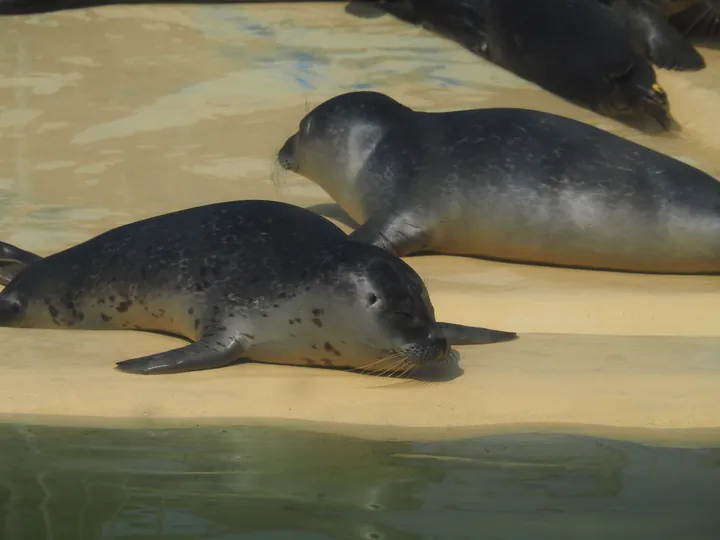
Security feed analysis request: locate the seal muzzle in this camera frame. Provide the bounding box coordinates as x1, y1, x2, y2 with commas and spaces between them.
277, 135, 298, 172
401, 328, 450, 365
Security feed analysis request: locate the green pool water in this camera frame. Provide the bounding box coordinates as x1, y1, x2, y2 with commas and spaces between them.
1, 424, 718, 539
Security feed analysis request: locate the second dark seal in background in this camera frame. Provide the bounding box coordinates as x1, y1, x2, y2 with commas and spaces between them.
358, 0, 687, 131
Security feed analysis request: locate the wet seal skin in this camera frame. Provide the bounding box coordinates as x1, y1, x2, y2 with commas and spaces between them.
364, 0, 706, 71
353, 0, 679, 131
0, 200, 516, 376
279, 90, 720, 274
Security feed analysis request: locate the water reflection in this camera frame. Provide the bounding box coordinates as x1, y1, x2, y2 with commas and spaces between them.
1, 424, 718, 539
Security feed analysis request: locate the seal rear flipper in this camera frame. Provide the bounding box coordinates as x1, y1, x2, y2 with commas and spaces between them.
115, 330, 251, 375
438, 322, 517, 346
0, 241, 43, 286
0, 263, 26, 286
0, 241, 42, 265
622, 0, 706, 71
642, 17, 705, 71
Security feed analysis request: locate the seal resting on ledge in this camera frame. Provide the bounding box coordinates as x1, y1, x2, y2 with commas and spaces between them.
352, 0, 684, 130
0, 200, 516, 376
279, 91, 720, 275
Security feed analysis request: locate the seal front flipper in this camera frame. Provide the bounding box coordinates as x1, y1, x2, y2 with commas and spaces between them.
115, 327, 252, 375
620, 0, 705, 71
438, 322, 517, 346
349, 211, 432, 256
0, 241, 42, 266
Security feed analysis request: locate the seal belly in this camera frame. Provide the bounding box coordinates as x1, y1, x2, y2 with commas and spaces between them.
433, 187, 720, 273
23, 288, 202, 339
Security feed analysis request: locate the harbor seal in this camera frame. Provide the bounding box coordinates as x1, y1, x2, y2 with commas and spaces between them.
364, 0, 677, 130
0, 200, 516, 375
278, 91, 720, 275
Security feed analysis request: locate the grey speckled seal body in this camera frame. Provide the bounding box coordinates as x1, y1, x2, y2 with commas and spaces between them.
0, 200, 516, 375
278, 91, 720, 275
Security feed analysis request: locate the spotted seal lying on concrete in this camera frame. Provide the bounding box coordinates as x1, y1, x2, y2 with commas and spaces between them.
0, 199, 516, 375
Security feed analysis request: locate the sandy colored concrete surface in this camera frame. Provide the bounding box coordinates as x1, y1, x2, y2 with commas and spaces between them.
1, 4, 720, 444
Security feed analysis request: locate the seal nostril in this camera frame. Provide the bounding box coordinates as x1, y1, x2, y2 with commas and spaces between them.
277, 135, 297, 171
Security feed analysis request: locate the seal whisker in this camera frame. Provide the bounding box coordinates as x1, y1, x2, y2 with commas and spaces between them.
391, 362, 416, 380
372, 352, 414, 379
350, 356, 407, 389
270, 159, 287, 199
348, 351, 404, 375
359, 366, 410, 389
394, 363, 417, 381
363, 364, 422, 390
354, 358, 408, 389
373, 357, 408, 379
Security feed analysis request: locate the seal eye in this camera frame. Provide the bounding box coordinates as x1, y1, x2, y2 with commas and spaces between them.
367, 293, 379, 306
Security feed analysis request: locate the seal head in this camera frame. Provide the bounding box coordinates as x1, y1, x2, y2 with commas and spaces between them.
279, 91, 408, 174
325, 242, 450, 367
279, 91, 411, 222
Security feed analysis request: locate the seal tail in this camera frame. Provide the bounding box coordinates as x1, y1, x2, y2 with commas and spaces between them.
438, 322, 517, 346
0, 241, 42, 286
115, 329, 251, 375
621, 0, 706, 71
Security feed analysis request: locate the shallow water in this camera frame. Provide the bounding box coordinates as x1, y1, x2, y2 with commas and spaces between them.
1, 424, 719, 539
